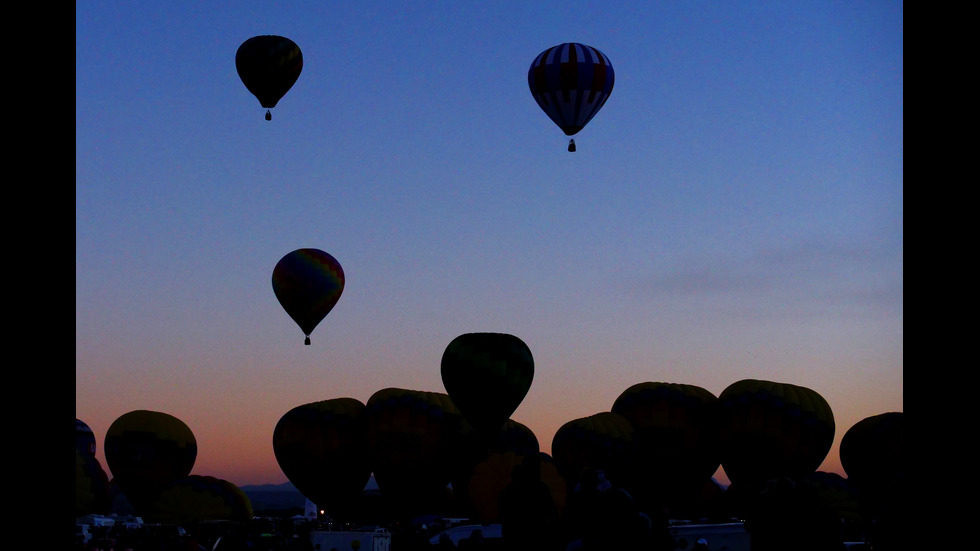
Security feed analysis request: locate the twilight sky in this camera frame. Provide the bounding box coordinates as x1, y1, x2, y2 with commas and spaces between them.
76, 1, 903, 488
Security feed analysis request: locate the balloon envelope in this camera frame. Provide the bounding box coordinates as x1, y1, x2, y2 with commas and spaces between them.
551, 412, 633, 487
76, 418, 97, 456
466, 451, 566, 523
611, 381, 721, 507
273, 398, 372, 517
717, 379, 835, 487
76, 447, 111, 516
441, 333, 534, 440
148, 475, 253, 524
103, 410, 197, 512
272, 248, 345, 344
236, 35, 303, 110
528, 42, 614, 136
840, 412, 904, 487
451, 418, 541, 509
363, 388, 463, 515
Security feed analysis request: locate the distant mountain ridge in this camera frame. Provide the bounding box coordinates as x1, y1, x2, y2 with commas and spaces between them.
240, 481, 300, 493
239, 476, 380, 515
240, 481, 307, 514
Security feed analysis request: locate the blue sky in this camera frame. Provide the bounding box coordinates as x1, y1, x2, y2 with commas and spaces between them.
76, 1, 902, 486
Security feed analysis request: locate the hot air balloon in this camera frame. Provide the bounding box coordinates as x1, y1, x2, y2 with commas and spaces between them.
717, 379, 835, 488
840, 411, 904, 522
441, 333, 534, 444
273, 398, 372, 518
103, 410, 197, 513
466, 451, 566, 523
272, 248, 345, 345
800, 471, 863, 526
236, 35, 303, 120
76, 418, 97, 456
148, 475, 253, 525
551, 412, 633, 488
611, 382, 721, 512
451, 418, 541, 514
737, 474, 849, 551
528, 42, 614, 151
840, 412, 904, 491
363, 388, 463, 516
76, 447, 111, 517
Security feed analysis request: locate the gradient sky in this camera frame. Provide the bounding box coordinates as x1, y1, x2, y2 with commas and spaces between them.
76, 1, 903, 488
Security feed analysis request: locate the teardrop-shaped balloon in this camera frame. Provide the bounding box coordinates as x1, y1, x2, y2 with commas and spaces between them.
363, 388, 463, 516
236, 35, 303, 118
840, 412, 904, 487
717, 379, 835, 488
441, 333, 534, 441
528, 43, 614, 146
103, 410, 197, 513
272, 248, 345, 345
612, 381, 722, 510
273, 398, 371, 518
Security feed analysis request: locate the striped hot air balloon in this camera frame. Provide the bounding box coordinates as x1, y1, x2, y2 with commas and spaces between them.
528, 42, 615, 151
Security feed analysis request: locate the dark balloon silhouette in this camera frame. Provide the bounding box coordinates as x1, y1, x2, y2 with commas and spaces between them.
76, 447, 111, 516
363, 388, 462, 516
273, 397, 372, 518
236, 35, 303, 120
497, 453, 563, 550
451, 418, 541, 518
441, 332, 534, 443
272, 248, 345, 345
76, 418, 97, 456
467, 451, 565, 527
840, 411, 904, 491
800, 471, 863, 527
528, 42, 615, 151
612, 381, 721, 512
551, 411, 633, 488
740, 476, 847, 551
717, 379, 835, 488
840, 411, 905, 548
148, 475, 253, 524
103, 410, 197, 513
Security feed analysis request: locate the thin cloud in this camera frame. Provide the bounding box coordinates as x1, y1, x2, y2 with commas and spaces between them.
619, 239, 902, 321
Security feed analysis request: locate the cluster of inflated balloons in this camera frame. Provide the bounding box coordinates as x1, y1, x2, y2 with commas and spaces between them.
551, 380, 904, 535
79, 333, 902, 532
271, 332, 537, 521
264, 331, 903, 528
76, 412, 253, 525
